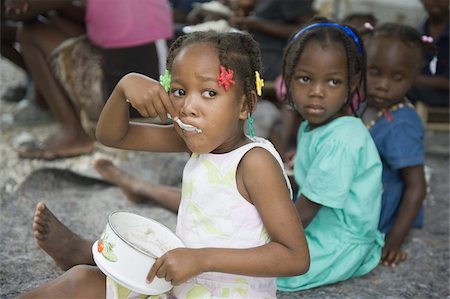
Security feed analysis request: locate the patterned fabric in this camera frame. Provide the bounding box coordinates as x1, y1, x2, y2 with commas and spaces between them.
173, 137, 291, 298
48, 35, 103, 137
106, 277, 172, 299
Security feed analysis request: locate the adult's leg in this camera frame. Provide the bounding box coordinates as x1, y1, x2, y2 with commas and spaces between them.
33, 202, 95, 270
16, 17, 94, 159
93, 159, 182, 213
1, 17, 30, 102
17, 265, 105, 299
1, 20, 26, 70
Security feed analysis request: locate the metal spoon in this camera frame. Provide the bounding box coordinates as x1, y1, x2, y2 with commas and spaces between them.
167, 114, 202, 133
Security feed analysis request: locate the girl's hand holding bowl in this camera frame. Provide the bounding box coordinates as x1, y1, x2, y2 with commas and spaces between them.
92, 211, 184, 295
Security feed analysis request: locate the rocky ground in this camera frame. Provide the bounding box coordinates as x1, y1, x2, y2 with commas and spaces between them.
1, 58, 449, 299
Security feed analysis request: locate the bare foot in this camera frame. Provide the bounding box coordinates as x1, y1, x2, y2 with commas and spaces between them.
33, 202, 95, 270
92, 159, 149, 203
19, 131, 94, 160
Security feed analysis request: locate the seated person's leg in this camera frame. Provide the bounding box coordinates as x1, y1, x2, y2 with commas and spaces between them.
17, 18, 94, 159
17, 265, 105, 299
1, 19, 28, 102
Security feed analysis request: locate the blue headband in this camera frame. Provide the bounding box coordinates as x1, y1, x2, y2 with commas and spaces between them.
289, 22, 363, 55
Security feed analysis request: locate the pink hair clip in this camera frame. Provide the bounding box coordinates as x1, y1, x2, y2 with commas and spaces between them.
217, 66, 235, 91
364, 22, 374, 31
422, 35, 434, 43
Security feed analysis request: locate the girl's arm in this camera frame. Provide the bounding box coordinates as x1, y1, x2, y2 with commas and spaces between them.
381, 165, 426, 267
96, 73, 187, 153
147, 147, 310, 284
294, 195, 322, 228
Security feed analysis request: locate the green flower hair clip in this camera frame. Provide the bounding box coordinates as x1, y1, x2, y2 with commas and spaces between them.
255, 71, 264, 96
159, 69, 171, 92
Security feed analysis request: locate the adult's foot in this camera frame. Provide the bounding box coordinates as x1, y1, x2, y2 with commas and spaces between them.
19, 132, 94, 160
92, 159, 149, 203
33, 202, 95, 270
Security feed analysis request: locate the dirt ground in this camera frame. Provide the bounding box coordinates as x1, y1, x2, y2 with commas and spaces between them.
1, 58, 449, 299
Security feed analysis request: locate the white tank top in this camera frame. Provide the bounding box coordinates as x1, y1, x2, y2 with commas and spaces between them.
174, 137, 292, 298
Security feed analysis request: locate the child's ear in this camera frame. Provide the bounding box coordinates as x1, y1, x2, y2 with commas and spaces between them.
239, 90, 258, 120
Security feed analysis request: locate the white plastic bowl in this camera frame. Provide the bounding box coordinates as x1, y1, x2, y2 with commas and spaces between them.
92, 211, 184, 295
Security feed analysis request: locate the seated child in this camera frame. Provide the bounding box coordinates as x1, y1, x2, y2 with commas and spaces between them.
361, 23, 427, 267
18, 31, 309, 299
276, 19, 385, 291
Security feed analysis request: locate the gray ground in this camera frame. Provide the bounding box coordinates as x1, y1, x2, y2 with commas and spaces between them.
1, 59, 449, 299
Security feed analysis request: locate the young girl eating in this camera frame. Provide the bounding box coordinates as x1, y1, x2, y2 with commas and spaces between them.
276, 19, 385, 291
18, 31, 309, 299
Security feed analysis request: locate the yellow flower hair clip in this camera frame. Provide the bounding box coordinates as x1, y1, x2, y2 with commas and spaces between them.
255, 71, 264, 96
159, 69, 171, 92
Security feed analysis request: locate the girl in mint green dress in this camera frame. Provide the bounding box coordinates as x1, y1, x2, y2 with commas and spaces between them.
277, 20, 384, 291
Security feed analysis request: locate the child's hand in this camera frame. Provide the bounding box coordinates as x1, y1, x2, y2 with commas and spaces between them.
380, 243, 407, 267
120, 73, 177, 123
146, 248, 203, 286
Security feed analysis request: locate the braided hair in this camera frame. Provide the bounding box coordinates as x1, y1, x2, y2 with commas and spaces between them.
283, 18, 367, 115
366, 23, 428, 71
166, 31, 262, 113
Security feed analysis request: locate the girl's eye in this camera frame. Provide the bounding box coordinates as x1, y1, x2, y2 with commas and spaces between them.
329, 79, 341, 87
202, 90, 217, 98
298, 76, 310, 84
368, 69, 379, 77
171, 89, 185, 97
393, 74, 404, 81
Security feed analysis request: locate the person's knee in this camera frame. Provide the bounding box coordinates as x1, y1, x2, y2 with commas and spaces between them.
47, 265, 105, 297
66, 265, 104, 286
